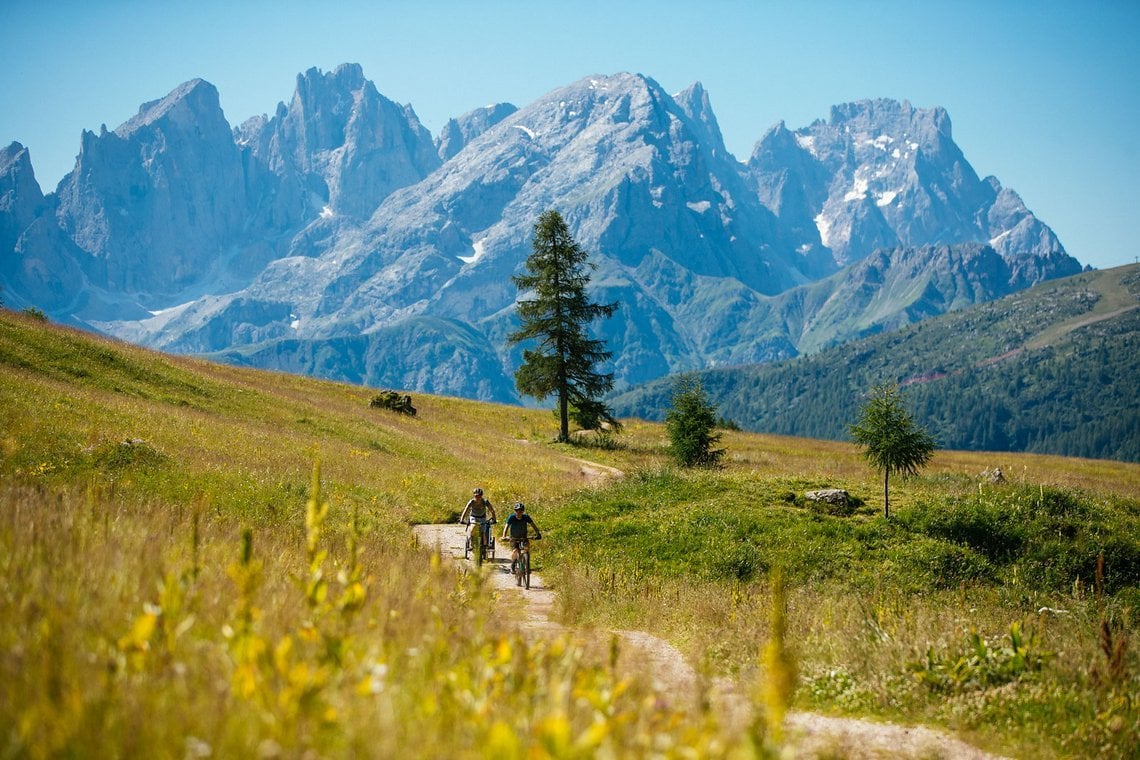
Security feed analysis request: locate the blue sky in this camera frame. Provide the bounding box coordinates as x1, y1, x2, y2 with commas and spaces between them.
2, 0, 1137, 269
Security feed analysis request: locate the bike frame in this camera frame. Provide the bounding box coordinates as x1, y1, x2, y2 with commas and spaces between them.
465, 517, 495, 564
508, 535, 537, 588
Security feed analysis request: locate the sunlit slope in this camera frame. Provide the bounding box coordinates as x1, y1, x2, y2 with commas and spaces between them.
0, 309, 644, 523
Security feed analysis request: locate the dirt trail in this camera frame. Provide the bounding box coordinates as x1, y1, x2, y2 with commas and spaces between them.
413, 522, 1007, 759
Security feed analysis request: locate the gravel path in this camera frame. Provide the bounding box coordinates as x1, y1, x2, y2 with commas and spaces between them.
414, 521, 1009, 759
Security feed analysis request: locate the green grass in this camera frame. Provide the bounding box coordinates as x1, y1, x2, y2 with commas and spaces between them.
540, 465, 1139, 758
2, 308, 1139, 758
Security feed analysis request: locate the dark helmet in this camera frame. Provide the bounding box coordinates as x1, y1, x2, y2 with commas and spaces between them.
473, 487, 483, 496
513, 502, 525, 512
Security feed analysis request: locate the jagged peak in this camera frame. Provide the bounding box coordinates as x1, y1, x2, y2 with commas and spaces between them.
829, 98, 915, 124
827, 98, 952, 140
675, 80, 707, 103
1, 141, 31, 170
674, 80, 711, 119
757, 119, 793, 143
749, 120, 808, 165
116, 78, 222, 137
297, 62, 367, 94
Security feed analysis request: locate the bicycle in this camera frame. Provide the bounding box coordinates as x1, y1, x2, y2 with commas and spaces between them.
463, 518, 495, 566
508, 534, 539, 589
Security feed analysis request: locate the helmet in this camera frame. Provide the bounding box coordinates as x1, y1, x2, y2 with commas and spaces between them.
513, 502, 525, 512
473, 488, 483, 496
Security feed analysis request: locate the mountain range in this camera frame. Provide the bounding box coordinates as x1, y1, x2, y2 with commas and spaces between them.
612, 263, 1140, 462
1, 63, 1083, 403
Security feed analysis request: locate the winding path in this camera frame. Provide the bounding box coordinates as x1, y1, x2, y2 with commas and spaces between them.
413, 522, 1007, 759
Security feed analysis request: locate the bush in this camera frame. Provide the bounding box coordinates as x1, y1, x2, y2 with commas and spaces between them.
90, 438, 167, 471
369, 390, 416, 416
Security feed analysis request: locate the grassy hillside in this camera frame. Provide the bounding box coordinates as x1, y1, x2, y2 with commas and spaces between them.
612, 264, 1140, 462
2, 308, 1139, 758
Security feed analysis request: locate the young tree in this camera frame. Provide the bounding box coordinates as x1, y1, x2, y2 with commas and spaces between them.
849, 383, 936, 518
666, 376, 724, 467
509, 210, 619, 442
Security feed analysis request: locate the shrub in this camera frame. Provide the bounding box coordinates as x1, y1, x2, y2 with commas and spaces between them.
90, 438, 167, 471
369, 390, 416, 415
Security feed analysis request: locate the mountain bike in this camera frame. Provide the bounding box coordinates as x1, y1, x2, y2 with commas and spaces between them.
464, 519, 495, 566
509, 535, 539, 589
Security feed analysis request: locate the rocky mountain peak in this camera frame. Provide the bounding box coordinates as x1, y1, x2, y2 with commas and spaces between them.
436, 102, 517, 162
242, 63, 440, 220
674, 80, 729, 158
1, 142, 43, 207
1, 142, 47, 254
748, 97, 1028, 268
116, 78, 224, 137
53, 74, 246, 298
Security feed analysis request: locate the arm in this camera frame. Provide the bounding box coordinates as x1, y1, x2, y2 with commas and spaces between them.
529, 515, 542, 539
458, 500, 471, 524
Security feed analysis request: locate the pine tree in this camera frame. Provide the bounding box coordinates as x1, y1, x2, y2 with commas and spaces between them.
850, 384, 936, 518
509, 210, 619, 442
666, 376, 724, 467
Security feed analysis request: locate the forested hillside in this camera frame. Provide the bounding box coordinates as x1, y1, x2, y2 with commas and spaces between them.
612, 264, 1140, 462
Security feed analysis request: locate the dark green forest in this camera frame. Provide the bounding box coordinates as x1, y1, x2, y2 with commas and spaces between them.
612, 265, 1140, 462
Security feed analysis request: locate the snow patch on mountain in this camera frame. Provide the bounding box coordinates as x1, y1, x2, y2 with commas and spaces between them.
459, 238, 487, 264
815, 213, 833, 248
844, 174, 870, 202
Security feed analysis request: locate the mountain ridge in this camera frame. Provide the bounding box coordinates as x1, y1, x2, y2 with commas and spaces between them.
611, 264, 1140, 462
1, 65, 1083, 404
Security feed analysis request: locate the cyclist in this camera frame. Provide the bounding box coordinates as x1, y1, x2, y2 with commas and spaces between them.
501, 502, 542, 574
458, 487, 497, 550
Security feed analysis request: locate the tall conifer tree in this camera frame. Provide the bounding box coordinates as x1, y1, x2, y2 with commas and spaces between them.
850, 383, 936, 518
509, 210, 618, 442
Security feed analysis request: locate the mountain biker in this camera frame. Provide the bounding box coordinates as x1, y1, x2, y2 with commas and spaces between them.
501, 502, 541, 574
458, 487, 496, 549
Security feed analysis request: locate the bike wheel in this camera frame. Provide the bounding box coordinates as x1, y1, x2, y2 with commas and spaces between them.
474, 529, 483, 567
522, 551, 531, 589
463, 533, 470, 560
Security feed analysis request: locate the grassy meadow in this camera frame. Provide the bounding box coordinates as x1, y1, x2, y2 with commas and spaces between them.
2, 308, 1138, 758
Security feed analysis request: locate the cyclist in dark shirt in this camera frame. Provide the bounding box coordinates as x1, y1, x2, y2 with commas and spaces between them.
501, 502, 541, 574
